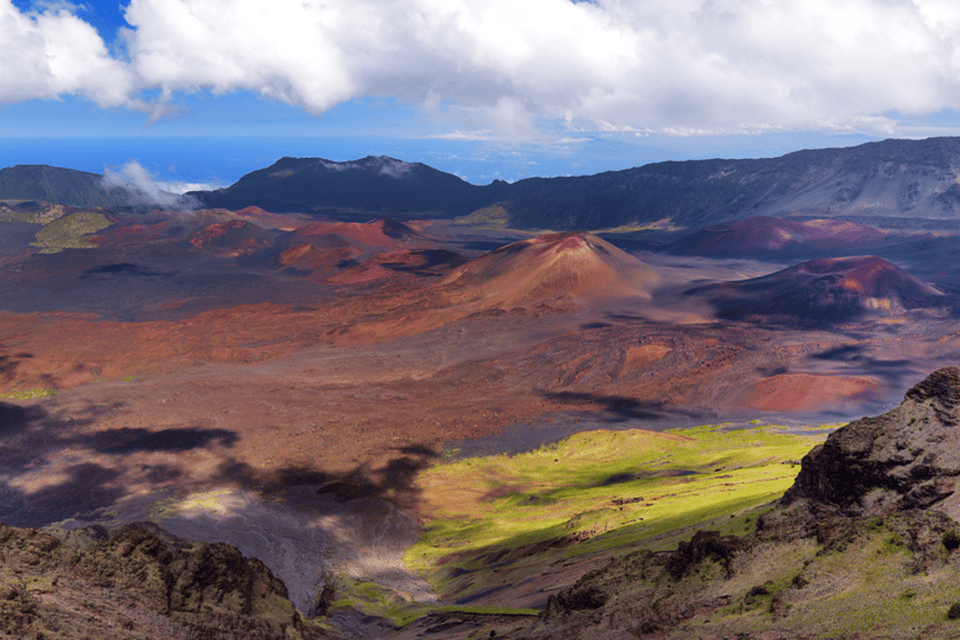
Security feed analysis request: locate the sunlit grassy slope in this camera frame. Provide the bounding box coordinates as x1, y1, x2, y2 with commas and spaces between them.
406, 424, 829, 602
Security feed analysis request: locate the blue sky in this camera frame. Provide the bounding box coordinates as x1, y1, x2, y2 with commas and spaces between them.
4, 0, 960, 190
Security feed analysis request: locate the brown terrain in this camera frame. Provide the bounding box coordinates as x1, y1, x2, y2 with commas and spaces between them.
667, 215, 886, 256
687, 255, 948, 326
1, 199, 959, 637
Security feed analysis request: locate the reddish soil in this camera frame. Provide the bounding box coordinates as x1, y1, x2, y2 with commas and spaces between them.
292, 218, 420, 247
1, 205, 957, 634
797, 255, 941, 297
737, 373, 881, 411
0, 283, 947, 532
438, 231, 658, 306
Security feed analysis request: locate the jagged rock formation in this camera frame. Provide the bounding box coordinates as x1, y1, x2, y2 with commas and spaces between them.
0, 522, 331, 639
783, 366, 960, 517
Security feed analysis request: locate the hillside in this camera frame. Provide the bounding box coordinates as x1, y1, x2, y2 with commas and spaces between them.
437, 231, 659, 307
5, 141, 960, 639
476, 368, 960, 639
13, 138, 960, 232
666, 216, 885, 256
0, 165, 128, 207
0, 522, 332, 639
190, 155, 510, 216
186, 137, 960, 231
689, 255, 945, 326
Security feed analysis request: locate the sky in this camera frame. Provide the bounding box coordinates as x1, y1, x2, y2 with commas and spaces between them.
5, 0, 960, 191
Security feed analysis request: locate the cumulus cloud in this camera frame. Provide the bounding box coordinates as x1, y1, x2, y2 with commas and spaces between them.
101, 159, 207, 208
9, 0, 960, 135
0, 0, 134, 105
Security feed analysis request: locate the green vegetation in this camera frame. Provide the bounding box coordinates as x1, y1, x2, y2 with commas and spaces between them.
31, 210, 111, 253
590, 218, 684, 234
0, 388, 58, 399
0, 201, 67, 224
943, 530, 960, 551
328, 576, 538, 627
740, 521, 960, 638
406, 424, 828, 601
455, 205, 511, 228
328, 577, 425, 626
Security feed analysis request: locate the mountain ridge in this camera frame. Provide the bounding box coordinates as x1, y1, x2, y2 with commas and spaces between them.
0, 164, 128, 208
10, 137, 960, 230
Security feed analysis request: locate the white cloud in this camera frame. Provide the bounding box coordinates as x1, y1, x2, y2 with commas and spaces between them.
428, 129, 498, 141
0, 0, 134, 105
101, 159, 206, 207
9, 0, 960, 137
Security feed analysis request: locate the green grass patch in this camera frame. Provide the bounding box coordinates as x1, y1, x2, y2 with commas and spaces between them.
455, 205, 511, 228
764, 529, 949, 637
32, 210, 111, 253
329, 575, 540, 628
328, 577, 426, 627
0, 388, 58, 399
433, 605, 540, 616
407, 424, 828, 600
590, 218, 684, 234
0, 202, 67, 225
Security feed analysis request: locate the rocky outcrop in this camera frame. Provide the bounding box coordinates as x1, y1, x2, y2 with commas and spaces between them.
782, 367, 960, 516
0, 522, 332, 640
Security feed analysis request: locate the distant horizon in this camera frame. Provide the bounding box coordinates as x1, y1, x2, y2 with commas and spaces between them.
8, 1, 960, 196
0, 130, 884, 193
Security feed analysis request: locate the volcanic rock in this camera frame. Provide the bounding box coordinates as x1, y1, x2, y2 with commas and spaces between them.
292, 217, 421, 247
0, 522, 329, 639
438, 231, 658, 307
782, 367, 960, 517
690, 255, 943, 325
190, 218, 272, 256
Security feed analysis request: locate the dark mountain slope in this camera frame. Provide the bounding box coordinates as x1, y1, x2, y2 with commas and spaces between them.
184, 137, 960, 230
13, 137, 960, 230
0, 165, 126, 207
502, 136, 960, 229
666, 215, 885, 256
191, 155, 510, 215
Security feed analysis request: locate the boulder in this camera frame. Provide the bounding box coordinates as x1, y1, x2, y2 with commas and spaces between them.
782, 367, 960, 517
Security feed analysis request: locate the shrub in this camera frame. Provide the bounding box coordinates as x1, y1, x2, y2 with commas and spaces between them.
947, 603, 960, 620
942, 530, 960, 551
